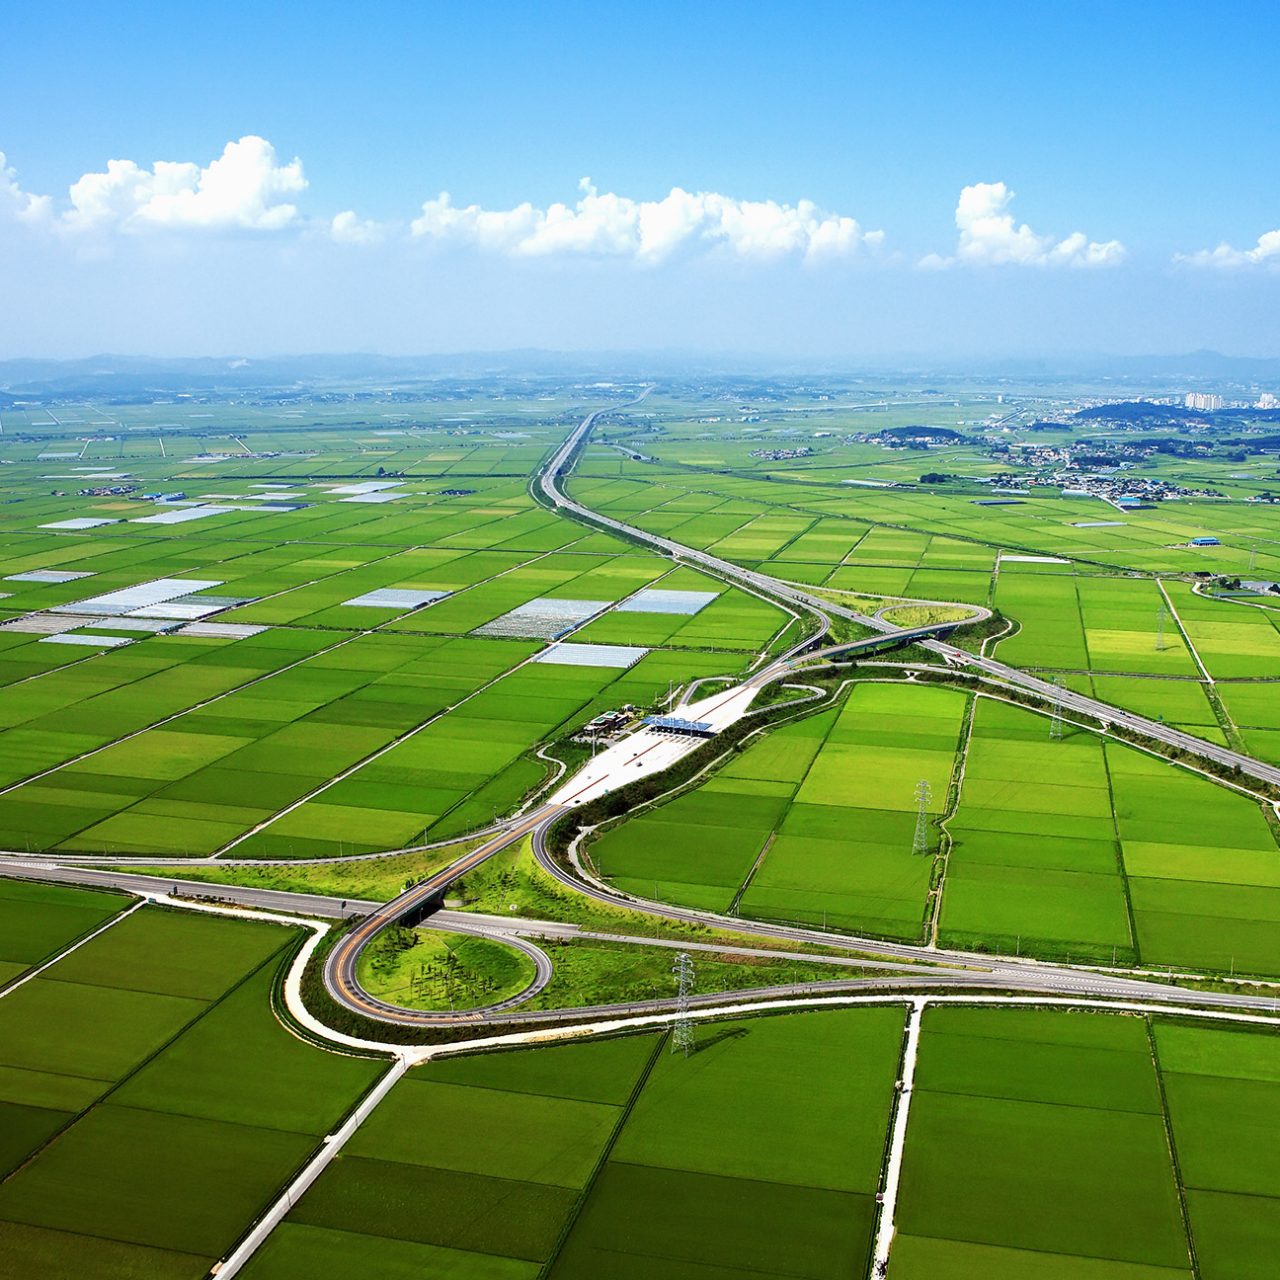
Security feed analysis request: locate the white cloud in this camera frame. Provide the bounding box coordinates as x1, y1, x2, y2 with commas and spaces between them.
331, 210, 385, 245
2, 152, 1156, 280
0, 152, 52, 225
62, 136, 305, 233
927, 181, 1125, 268
410, 178, 880, 263
1175, 230, 1280, 269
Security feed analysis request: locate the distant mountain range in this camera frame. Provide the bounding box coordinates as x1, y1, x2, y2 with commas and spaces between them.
972, 350, 1280, 383
0, 349, 1277, 399
0, 352, 629, 399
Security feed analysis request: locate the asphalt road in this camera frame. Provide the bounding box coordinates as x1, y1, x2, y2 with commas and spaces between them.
322, 804, 560, 1025
11, 394, 1280, 1034
526, 816, 1280, 1016
276, 398, 1280, 1024
7, 814, 1280, 1028
0, 859, 375, 919
541, 400, 1280, 789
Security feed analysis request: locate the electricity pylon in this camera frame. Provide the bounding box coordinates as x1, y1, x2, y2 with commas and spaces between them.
1050, 676, 1065, 740
671, 953, 695, 1056
912, 779, 932, 856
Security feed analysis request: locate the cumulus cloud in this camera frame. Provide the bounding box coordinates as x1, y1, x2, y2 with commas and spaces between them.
1175, 230, 1280, 269
410, 178, 880, 263
0, 151, 51, 225
330, 210, 385, 245
62, 136, 306, 234
926, 181, 1125, 268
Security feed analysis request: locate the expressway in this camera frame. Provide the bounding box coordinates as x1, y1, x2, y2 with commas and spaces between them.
13, 392, 1280, 1034
540, 399, 1280, 789
10, 807, 1280, 1031
322, 803, 561, 1025
313, 395, 1280, 1025
324, 794, 1280, 1027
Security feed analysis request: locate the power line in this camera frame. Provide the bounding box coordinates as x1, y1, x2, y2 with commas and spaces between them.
671, 952, 695, 1056
912, 779, 932, 856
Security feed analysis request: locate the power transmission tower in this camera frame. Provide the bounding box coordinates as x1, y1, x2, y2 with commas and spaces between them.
1249, 543, 1257, 575
671, 952, 695, 1056
1155, 602, 1167, 652
912, 779, 932, 856
1049, 676, 1065, 740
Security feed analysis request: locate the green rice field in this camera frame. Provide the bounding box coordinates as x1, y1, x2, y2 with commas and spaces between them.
241, 1006, 906, 1280
941, 696, 1280, 973
0, 899, 386, 1278
0, 878, 129, 991
0, 424, 791, 857
8, 381, 1280, 1277
591, 680, 966, 939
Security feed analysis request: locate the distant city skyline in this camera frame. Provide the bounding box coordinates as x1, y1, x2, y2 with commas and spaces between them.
2, 1, 1278, 358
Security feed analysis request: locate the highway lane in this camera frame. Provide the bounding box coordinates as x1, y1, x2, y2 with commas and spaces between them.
303, 397, 1280, 1025
8, 819, 1280, 1028
0, 856, 946, 980
928, 642, 1280, 787
0, 853, 985, 976
315, 783, 1280, 1026
322, 803, 562, 1025
542, 400, 1280, 790
527, 815, 1280, 1015
12, 394, 1280, 1034
0, 859, 375, 919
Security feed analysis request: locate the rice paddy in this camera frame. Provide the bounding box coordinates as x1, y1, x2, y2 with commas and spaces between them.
0, 899, 385, 1278
0, 424, 792, 857
591, 681, 965, 938
241, 1006, 905, 1280
7, 382, 1280, 1276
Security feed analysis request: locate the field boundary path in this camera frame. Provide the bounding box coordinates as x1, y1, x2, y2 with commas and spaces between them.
872, 997, 926, 1275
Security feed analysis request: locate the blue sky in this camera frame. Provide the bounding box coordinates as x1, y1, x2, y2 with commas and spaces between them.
2, 1, 1278, 359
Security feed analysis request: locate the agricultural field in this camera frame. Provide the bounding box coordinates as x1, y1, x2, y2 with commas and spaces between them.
592, 672, 1280, 976
940, 696, 1280, 973
7, 377, 1280, 1277
939, 696, 1135, 963
241, 1006, 905, 1280
0, 899, 385, 1279
992, 569, 1200, 675
591, 681, 965, 939
0, 409, 793, 857
11, 990, 1245, 1280
1154, 1020, 1280, 1280
571, 454, 1280, 586
893, 1005, 1280, 1279
0, 877, 129, 990
892, 1006, 1192, 1278
1159, 582, 1280, 680
1216, 678, 1280, 765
